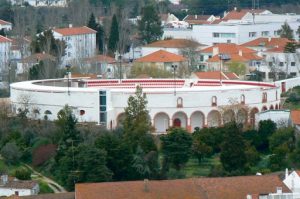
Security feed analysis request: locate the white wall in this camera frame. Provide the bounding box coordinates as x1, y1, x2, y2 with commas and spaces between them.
255, 110, 290, 128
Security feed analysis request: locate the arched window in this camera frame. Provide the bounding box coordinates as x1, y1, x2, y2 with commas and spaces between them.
212, 96, 217, 106
44, 110, 52, 115
276, 91, 278, 101
241, 94, 245, 105
80, 110, 85, 116
262, 92, 267, 103
177, 97, 183, 108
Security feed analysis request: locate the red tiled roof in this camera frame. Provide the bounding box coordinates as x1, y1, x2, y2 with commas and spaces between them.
53, 26, 97, 36
200, 43, 256, 54
206, 52, 262, 63
135, 50, 186, 63
84, 55, 115, 64
0, 35, 12, 43
266, 46, 285, 53
0, 19, 11, 25
193, 71, 239, 80
145, 39, 203, 48
223, 9, 266, 20
242, 37, 291, 48
75, 175, 290, 199
296, 171, 300, 176
184, 15, 211, 21
291, 110, 300, 125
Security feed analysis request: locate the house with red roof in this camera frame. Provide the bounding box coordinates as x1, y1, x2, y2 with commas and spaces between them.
283, 168, 300, 195
0, 19, 12, 31
52, 25, 97, 67
183, 15, 219, 27
134, 50, 187, 75
198, 43, 263, 75
83, 55, 117, 79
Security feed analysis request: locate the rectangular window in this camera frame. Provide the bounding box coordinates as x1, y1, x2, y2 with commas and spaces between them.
249, 32, 257, 37
261, 31, 269, 36
213, 33, 219, 37
268, 62, 273, 67
291, 62, 296, 66
200, 55, 204, 61
290, 72, 297, 77
227, 40, 231, 43
99, 91, 107, 124
279, 62, 284, 67
213, 32, 236, 38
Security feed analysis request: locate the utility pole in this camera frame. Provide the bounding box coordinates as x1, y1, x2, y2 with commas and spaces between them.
171, 65, 177, 96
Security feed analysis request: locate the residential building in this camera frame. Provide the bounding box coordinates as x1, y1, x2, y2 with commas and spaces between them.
0, 175, 39, 197
0, 19, 12, 31
283, 169, 300, 196
183, 15, 219, 26
163, 9, 300, 46
198, 43, 263, 73
74, 175, 290, 199
19, 192, 75, 198
0, 35, 12, 75
242, 37, 292, 52
159, 13, 179, 26
10, 37, 31, 61
52, 25, 97, 67
83, 55, 116, 78
255, 109, 290, 128
134, 50, 187, 72
141, 39, 206, 57
10, 0, 67, 7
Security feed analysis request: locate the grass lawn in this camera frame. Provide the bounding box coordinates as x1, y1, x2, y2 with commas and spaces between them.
182, 155, 221, 177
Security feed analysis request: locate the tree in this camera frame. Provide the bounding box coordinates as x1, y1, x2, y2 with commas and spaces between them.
138, 4, 163, 44
279, 22, 294, 40
297, 26, 300, 41
220, 122, 247, 174
192, 127, 213, 163
1, 142, 22, 165
160, 128, 192, 171
227, 61, 246, 76
108, 14, 119, 55
14, 168, 32, 180
257, 120, 277, 152
87, 13, 105, 53
284, 42, 298, 53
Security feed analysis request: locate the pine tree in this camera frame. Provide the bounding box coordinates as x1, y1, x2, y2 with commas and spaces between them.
108, 14, 119, 55
87, 13, 105, 53
138, 4, 163, 44
87, 13, 98, 31
279, 22, 294, 40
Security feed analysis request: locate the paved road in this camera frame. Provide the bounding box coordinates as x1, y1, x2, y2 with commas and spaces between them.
24, 164, 67, 193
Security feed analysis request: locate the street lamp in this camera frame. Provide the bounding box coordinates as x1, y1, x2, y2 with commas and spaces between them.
65, 64, 71, 95
171, 64, 177, 96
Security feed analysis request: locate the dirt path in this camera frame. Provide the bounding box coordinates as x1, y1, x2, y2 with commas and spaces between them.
24, 164, 67, 193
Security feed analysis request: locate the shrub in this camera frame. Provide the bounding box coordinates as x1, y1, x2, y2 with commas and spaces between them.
14, 168, 31, 180
32, 144, 57, 166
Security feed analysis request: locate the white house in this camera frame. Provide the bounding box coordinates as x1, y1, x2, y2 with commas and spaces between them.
163, 9, 300, 46
255, 109, 290, 128
0, 19, 12, 31
10, 0, 67, 7
0, 35, 12, 74
284, 169, 300, 195
52, 25, 97, 67
0, 175, 39, 197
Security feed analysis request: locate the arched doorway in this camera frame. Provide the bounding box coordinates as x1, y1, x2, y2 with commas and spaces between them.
261, 106, 268, 111
154, 112, 170, 133
275, 104, 278, 110
172, 112, 188, 129
222, 109, 235, 124
190, 111, 205, 131
236, 109, 248, 125
270, 105, 274, 110
250, 108, 259, 126
207, 110, 221, 127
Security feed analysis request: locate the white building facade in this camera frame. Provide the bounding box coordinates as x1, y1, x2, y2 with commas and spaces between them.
0, 36, 12, 75
10, 78, 286, 133
52, 26, 97, 67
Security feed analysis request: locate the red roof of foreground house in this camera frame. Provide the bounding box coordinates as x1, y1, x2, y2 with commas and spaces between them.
75, 175, 290, 199
0, 19, 11, 25
242, 37, 291, 48
193, 71, 239, 80
145, 39, 204, 48
53, 26, 97, 36
291, 110, 300, 125
0, 35, 12, 43
200, 43, 256, 54
223, 9, 267, 20
135, 50, 186, 63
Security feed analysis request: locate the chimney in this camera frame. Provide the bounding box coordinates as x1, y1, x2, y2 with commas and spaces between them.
144, 179, 149, 192
212, 47, 219, 56
69, 24, 73, 28
285, 168, 289, 179
239, 50, 243, 56
276, 187, 282, 194
268, 37, 271, 42
234, 7, 237, 11
195, 15, 198, 19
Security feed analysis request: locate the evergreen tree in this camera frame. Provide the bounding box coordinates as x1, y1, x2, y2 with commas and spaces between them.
284, 42, 297, 53
108, 14, 119, 55
279, 22, 294, 40
87, 13, 98, 31
138, 4, 163, 44
87, 13, 105, 53
220, 122, 247, 174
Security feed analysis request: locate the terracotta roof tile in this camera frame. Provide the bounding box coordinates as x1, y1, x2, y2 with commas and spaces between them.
266, 46, 285, 53
75, 175, 290, 199
2, 180, 38, 189
200, 43, 256, 54
0, 19, 11, 25
0, 35, 12, 43
135, 50, 186, 63
291, 110, 300, 125
145, 39, 204, 48
242, 37, 291, 48
223, 9, 266, 20
53, 26, 97, 36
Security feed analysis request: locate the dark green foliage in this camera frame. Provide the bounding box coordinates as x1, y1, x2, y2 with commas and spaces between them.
284, 42, 299, 53
14, 168, 32, 180
138, 4, 163, 44
87, 13, 105, 53
161, 128, 192, 171
1, 142, 22, 165
192, 127, 213, 163
257, 120, 277, 152
220, 122, 247, 174
279, 22, 294, 40
108, 14, 119, 55
297, 26, 300, 41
